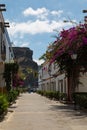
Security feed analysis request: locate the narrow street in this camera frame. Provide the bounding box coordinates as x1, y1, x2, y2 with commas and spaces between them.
0, 93, 87, 130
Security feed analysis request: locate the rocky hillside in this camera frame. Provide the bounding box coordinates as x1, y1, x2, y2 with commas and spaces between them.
12, 47, 38, 88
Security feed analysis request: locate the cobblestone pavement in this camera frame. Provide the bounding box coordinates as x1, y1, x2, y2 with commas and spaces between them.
0, 93, 87, 130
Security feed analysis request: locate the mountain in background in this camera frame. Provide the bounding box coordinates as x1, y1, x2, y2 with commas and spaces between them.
12, 47, 38, 90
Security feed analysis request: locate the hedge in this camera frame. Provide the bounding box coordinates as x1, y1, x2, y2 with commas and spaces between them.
72, 92, 87, 109
0, 94, 8, 115
37, 90, 67, 101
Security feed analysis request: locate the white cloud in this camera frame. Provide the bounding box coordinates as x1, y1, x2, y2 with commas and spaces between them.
7, 7, 72, 37
21, 42, 30, 47
51, 10, 63, 16
11, 40, 30, 47
8, 19, 67, 36
23, 7, 48, 16
23, 7, 63, 20
23, 7, 48, 20
34, 59, 44, 65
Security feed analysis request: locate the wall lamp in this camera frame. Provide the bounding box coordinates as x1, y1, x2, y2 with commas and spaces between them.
71, 53, 77, 60
0, 4, 6, 11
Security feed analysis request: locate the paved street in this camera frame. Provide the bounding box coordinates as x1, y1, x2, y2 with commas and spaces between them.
0, 93, 87, 130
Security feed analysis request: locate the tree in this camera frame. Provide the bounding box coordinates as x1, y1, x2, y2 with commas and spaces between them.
46, 23, 87, 101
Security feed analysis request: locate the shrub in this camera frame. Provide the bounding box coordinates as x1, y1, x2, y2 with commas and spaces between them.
37, 90, 44, 96
59, 93, 67, 101
53, 91, 60, 100
37, 90, 64, 101
7, 90, 19, 104
72, 92, 87, 109
0, 94, 8, 115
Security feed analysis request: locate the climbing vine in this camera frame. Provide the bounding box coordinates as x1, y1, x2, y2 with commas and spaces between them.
3, 62, 19, 92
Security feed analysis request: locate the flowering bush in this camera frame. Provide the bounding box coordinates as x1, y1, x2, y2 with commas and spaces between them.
12, 73, 24, 88
47, 24, 87, 73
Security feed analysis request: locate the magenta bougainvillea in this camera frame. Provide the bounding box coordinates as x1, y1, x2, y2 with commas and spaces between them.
48, 24, 87, 65
13, 73, 24, 88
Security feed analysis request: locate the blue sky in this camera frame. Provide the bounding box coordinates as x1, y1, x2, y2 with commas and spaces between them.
0, 0, 87, 65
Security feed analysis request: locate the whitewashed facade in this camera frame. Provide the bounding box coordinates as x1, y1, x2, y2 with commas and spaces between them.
4, 29, 14, 63
0, 11, 14, 92
77, 72, 87, 92
38, 60, 87, 97
38, 61, 67, 94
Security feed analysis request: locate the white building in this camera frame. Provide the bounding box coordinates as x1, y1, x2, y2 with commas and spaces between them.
0, 10, 14, 93
38, 60, 87, 101
38, 61, 67, 94
4, 29, 14, 63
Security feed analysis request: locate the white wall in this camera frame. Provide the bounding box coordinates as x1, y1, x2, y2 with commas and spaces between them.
56, 73, 67, 93
38, 61, 67, 93
4, 30, 14, 63
78, 72, 87, 92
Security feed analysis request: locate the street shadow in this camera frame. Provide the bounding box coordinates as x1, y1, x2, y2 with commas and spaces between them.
8, 104, 17, 113
49, 104, 87, 119
0, 111, 7, 122
0, 105, 16, 122
9, 105, 17, 109
0, 115, 5, 122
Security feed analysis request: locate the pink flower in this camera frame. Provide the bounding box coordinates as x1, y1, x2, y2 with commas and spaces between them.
49, 23, 87, 65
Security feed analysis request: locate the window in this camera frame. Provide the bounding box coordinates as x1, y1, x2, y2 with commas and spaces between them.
58, 80, 63, 93
64, 78, 66, 93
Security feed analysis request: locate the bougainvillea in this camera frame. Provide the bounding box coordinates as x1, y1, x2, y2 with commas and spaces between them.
46, 24, 87, 73
39, 23, 87, 101
12, 73, 24, 88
